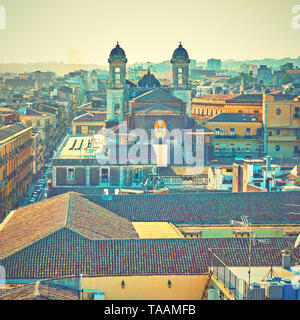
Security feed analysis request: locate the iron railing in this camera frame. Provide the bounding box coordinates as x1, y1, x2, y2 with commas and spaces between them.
208, 248, 249, 300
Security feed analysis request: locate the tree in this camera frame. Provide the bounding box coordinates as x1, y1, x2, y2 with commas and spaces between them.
281, 73, 294, 85
280, 63, 294, 71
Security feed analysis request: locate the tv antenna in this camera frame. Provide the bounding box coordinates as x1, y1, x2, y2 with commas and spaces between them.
230, 216, 253, 289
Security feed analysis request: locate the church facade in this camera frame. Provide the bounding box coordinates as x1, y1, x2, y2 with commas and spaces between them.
105, 42, 194, 132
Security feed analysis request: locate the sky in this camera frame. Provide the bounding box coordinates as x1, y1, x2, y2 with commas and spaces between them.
0, 0, 299, 64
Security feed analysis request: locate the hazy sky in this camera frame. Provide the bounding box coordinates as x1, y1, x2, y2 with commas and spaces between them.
0, 0, 299, 64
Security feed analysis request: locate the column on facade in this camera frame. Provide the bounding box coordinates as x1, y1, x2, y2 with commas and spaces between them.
86, 167, 90, 186
52, 167, 57, 188
120, 167, 124, 186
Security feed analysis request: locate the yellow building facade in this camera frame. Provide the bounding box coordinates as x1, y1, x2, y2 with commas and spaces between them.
82, 274, 208, 300
263, 94, 300, 158
192, 95, 262, 121
205, 114, 263, 157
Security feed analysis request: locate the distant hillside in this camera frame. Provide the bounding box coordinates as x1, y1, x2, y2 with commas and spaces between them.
0, 62, 108, 76
0, 56, 300, 75
198, 57, 300, 71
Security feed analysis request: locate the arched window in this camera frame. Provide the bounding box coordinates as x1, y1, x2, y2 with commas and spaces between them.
178, 67, 183, 86
115, 103, 120, 114
115, 67, 121, 86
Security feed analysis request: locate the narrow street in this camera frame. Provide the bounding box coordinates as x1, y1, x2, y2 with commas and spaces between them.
21, 128, 71, 207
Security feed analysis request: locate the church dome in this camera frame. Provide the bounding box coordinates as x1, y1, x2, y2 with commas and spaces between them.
109, 42, 127, 63
138, 69, 161, 88
171, 42, 190, 63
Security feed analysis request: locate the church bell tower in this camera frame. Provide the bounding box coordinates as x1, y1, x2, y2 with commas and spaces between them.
170, 42, 192, 117
106, 42, 127, 122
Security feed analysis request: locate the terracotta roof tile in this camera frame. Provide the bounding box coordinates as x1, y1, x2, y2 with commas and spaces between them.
132, 88, 183, 103
87, 191, 300, 224
0, 192, 139, 260
0, 229, 298, 279
0, 281, 79, 300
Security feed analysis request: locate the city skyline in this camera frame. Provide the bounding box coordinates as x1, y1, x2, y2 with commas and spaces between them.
0, 0, 299, 64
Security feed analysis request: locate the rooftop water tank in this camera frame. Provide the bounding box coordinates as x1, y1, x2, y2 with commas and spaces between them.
282, 250, 291, 269
282, 279, 297, 300
207, 287, 220, 300
250, 283, 266, 300
94, 292, 105, 300
267, 282, 283, 300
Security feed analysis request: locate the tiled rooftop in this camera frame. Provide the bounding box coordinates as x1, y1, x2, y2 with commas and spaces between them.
132, 88, 183, 103
87, 191, 300, 224
0, 281, 80, 300
0, 124, 29, 142
207, 113, 260, 123
73, 112, 106, 123
198, 94, 239, 101
0, 192, 139, 260
0, 228, 298, 279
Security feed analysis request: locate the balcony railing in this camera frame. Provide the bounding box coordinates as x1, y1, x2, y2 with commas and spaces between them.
294, 112, 300, 119
214, 134, 261, 140
215, 149, 262, 157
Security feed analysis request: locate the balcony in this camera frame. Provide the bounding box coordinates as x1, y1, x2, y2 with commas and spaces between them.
214, 134, 261, 140
215, 149, 262, 158
268, 135, 300, 142
294, 112, 300, 119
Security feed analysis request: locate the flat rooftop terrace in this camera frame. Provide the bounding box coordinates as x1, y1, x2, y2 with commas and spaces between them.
54, 135, 105, 160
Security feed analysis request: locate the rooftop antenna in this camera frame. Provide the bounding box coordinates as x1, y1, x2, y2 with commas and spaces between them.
230, 215, 253, 294
262, 265, 278, 281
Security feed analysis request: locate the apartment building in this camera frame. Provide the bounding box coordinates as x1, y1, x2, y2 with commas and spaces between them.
263, 94, 300, 158
0, 124, 33, 220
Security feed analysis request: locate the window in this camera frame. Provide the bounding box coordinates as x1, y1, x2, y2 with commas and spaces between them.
246, 128, 251, 136
275, 145, 280, 152
134, 169, 141, 183
67, 168, 75, 180
215, 128, 220, 136
276, 129, 280, 136
230, 128, 235, 136
230, 144, 235, 152
82, 126, 88, 135
115, 67, 121, 86
101, 168, 108, 183
215, 144, 219, 151
115, 103, 120, 115
246, 144, 250, 152
178, 67, 183, 86
269, 131, 272, 136
276, 108, 281, 116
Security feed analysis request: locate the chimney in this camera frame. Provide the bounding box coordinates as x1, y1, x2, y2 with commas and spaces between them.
265, 155, 272, 171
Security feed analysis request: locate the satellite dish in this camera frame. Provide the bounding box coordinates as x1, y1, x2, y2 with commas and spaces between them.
295, 234, 300, 249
